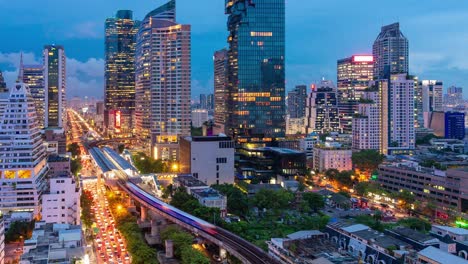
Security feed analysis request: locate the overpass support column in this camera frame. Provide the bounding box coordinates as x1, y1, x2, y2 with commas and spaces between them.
151, 219, 159, 236
219, 248, 227, 260
141, 206, 147, 222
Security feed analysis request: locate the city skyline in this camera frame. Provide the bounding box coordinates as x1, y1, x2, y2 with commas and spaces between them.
1, 0, 468, 99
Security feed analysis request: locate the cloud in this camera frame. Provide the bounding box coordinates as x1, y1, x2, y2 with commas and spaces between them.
65, 21, 102, 39
0, 51, 40, 68
0, 51, 104, 99
67, 58, 104, 78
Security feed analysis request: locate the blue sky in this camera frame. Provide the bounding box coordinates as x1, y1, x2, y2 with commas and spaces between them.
0, 0, 467, 99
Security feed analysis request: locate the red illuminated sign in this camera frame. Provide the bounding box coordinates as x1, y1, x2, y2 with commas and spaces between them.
310, 84, 316, 91
353, 55, 373, 62
115, 110, 121, 128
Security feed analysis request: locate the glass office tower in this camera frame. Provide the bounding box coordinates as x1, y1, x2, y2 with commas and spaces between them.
0, 71, 6, 93
373, 23, 409, 79
22, 65, 45, 129
225, 0, 286, 138
105, 10, 139, 136
43, 45, 66, 128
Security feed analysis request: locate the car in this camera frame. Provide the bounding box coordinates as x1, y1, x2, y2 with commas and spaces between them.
14, 248, 22, 253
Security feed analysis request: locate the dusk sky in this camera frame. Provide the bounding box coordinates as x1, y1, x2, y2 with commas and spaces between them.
0, 0, 467, 99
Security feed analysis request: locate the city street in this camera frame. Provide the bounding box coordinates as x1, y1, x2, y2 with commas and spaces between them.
84, 180, 131, 264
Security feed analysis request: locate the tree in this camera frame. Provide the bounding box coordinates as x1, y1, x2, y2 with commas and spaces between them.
398, 218, 431, 232
5, 221, 35, 242
71, 158, 82, 176
352, 150, 385, 174
251, 189, 294, 212
132, 152, 169, 174
302, 192, 325, 212
80, 190, 94, 228
118, 144, 125, 154
212, 184, 249, 216
67, 143, 81, 157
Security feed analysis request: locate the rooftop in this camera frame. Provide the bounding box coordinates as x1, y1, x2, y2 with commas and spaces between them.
175, 175, 207, 188
191, 187, 223, 199
254, 147, 303, 154
418, 246, 468, 263
433, 225, 468, 236
287, 230, 323, 240
390, 226, 437, 243
47, 155, 70, 162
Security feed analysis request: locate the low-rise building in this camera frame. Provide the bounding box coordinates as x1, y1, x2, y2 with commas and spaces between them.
20, 222, 85, 264
326, 223, 408, 264
173, 175, 227, 213
377, 162, 468, 215
43, 128, 67, 155
430, 225, 468, 260
191, 188, 227, 211
180, 135, 235, 185
236, 147, 306, 183
414, 246, 468, 264
313, 142, 352, 172
41, 175, 81, 225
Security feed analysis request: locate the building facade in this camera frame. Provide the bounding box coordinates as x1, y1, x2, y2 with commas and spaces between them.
135, 0, 191, 160
0, 83, 48, 217
180, 136, 235, 186
382, 75, 416, 154
43, 45, 66, 129
419, 80, 443, 127
373, 23, 409, 79
225, 0, 286, 138
213, 49, 228, 135
445, 112, 466, 140
104, 10, 139, 136
305, 80, 340, 134
313, 143, 352, 172
287, 85, 307, 119
352, 87, 381, 150
377, 163, 468, 214
0, 215, 4, 264
337, 55, 374, 133
0, 71, 6, 93
445, 86, 464, 109
191, 109, 209, 128
22, 65, 45, 129
42, 175, 80, 225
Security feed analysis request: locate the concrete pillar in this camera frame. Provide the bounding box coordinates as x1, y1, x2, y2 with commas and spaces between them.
151, 219, 159, 236
141, 206, 147, 222
127, 197, 134, 207
219, 248, 227, 259
165, 240, 174, 258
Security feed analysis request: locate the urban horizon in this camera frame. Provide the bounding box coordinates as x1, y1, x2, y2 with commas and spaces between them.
1, 0, 468, 99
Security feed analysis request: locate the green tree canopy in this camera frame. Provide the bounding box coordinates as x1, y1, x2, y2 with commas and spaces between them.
132, 152, 169, 174
301, 192, 325, 213
352, 150, 385, 173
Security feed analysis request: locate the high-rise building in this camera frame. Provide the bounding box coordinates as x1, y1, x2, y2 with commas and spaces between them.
0, 83, 48, 217
373, 23, 409, 79
337, 55, 374, 133
225, 0, 286, 138
0, 70, 7, 93
419, 80, 443, 127
207, 93, 214, 111
43, 45, 66, 128
444, 86, 464, 108
381, 74, 415, 154
412, 76, 424, 129
213, 49, 228, 135
105, 10, 139, 136
428, 111, 466, 140
200, 94, 207, 109
135, 0, 191, 160
305, 80, 340, 134
42, 174, 81, 225
22, 65, 45, 129
352, 86, 381, 150
287, 85, 307, 119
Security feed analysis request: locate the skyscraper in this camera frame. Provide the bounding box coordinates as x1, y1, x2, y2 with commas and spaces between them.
0, 83, 48, 217
105, 10, 139, 136
305, 80, 340, 134
225, 0, 286, 138
22, 65, 45, 129
0, 70, 7, 93
214, 49, 228, 135
419, 80, 443, 127
43, 45, 66, 128
135, 0, 191, 160
287, 85, 307, 119
352, 86, 381, 150
381, 74, 415, 154
207, 93, 214, 111
200, 94, 207, 109
373, 23, 409, 79
337, 55, 374, 132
